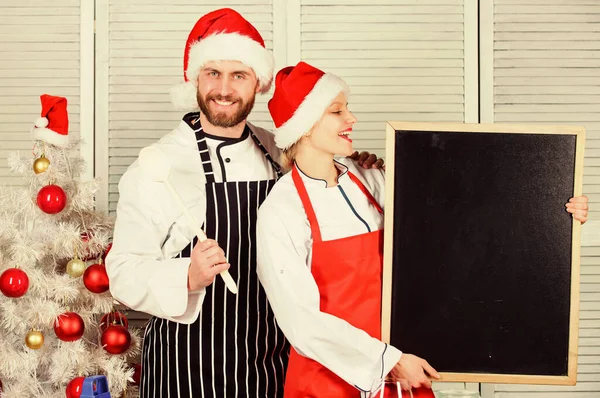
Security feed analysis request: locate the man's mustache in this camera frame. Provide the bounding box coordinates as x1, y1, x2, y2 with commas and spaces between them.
207, 94, 240, 103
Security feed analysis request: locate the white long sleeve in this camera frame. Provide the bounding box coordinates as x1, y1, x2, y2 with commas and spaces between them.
106, 163, 207, 324
106, 120, 281, 324
256, 160, 401, 392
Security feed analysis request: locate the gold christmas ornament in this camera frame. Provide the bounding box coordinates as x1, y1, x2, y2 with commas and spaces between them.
66, 258, 86, 278
25, 329, 44, 350
33, 154, 50, 174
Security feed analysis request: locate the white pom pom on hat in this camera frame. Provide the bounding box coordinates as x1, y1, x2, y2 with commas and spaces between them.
34, 117, 49, 128
170, 81, 201, 112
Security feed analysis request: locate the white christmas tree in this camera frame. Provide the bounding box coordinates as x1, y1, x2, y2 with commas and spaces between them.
0, 95, 141, 398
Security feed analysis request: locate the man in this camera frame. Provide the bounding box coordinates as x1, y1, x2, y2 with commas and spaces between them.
106, 8, 381, 398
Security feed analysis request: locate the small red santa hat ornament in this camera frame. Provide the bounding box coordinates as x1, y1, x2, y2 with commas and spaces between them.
268, 62, 350, 150
170, 8, 274, 111
31, 94, 69, 147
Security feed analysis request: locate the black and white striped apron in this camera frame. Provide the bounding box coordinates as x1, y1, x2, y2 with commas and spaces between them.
141, 115, 289, 397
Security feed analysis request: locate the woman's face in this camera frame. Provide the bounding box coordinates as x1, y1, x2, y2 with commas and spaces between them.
303, 92, 357, 157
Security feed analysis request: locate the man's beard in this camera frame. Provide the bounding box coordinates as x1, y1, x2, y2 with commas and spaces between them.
197, 92, 255, 128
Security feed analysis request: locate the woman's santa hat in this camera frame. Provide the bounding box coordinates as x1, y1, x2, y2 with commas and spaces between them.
31, 94, 69, 147
268, 62, 350, 150
170, 8, 274, 111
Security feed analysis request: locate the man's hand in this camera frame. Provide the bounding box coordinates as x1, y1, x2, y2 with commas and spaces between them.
566, 195, 588, 224
388, 353, 439, 389
348, 151, 385, 169
188, 239, 230, 291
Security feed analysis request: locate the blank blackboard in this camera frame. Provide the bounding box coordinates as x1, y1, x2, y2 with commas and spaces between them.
382, 122, 585, 385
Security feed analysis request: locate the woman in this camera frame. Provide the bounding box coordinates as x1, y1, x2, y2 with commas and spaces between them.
257, 62, 438, 398
256, 62, 589, 398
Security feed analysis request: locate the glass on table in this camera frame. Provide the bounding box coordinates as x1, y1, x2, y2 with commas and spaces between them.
368, 379, 413, 398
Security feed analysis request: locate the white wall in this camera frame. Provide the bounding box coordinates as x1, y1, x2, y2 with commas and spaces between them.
0, 0, 84, 185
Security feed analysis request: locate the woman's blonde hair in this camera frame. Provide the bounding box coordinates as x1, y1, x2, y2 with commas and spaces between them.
280, 141, 300, 172
279, 114, 323, 171
279, 121, 319, 171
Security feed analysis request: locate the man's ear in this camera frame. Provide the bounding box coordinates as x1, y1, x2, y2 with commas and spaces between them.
255, 80, 261, 94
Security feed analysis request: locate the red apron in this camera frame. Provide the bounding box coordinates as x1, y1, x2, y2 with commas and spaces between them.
284, 167, 434, 398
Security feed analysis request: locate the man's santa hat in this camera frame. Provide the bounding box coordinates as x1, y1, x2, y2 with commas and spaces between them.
268, 62, 350, 150
170, 8, 274, 111
31, 94, 69, 147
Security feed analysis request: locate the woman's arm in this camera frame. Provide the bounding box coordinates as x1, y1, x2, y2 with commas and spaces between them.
256, 207, 401, 392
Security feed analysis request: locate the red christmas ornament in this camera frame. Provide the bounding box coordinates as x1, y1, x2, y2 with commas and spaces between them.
101, 242, 112, 263
130, 363, 142, 386
36, 184, 67, 214
66, 376, 85, 398
54, 312, 85, 342
99, 311, 128, 332
83, 263, 109, 293
0, 268, 29, 298
101, 324, 131, 354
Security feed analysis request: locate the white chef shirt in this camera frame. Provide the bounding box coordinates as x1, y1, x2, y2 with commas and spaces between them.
106, 120, 280, 324
256, 158, 402, 393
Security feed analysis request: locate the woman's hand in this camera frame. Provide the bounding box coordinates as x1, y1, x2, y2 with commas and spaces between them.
566, 195, 588, 224
388, 353, 440, 389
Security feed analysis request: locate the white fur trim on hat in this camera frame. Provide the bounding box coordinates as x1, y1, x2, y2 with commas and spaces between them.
274, 73, 350, 150
171, 32, 274, 111
31, 127, 69, 148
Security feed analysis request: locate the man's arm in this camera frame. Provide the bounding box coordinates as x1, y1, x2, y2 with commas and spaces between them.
348, 150, 385, 169
105, 167, 205, 324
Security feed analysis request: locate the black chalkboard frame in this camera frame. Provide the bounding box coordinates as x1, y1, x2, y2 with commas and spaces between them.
381, 121, 585, 385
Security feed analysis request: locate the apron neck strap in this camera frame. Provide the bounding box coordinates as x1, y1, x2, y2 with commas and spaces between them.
195, 131, 216, 184
249, 131, 283, 179
291, 166, 323, 243
347, 172, 383, 214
